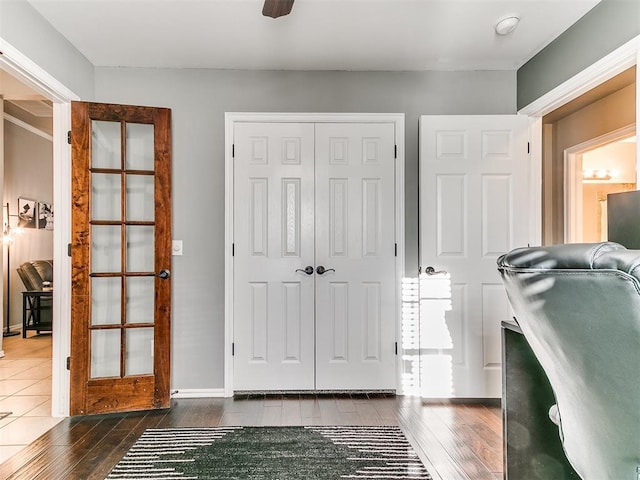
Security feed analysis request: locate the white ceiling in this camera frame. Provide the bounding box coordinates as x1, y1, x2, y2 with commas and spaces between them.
27, 0, 601, 71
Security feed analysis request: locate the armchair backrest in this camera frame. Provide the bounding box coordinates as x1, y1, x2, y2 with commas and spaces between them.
498, 242, 640, 480
16, 260, 53, 291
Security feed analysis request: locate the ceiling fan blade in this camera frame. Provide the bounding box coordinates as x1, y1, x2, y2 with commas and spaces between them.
262, 0, 295, 18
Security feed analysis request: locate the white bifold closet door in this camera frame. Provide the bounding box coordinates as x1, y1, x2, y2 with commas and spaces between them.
233, 122, 396, 391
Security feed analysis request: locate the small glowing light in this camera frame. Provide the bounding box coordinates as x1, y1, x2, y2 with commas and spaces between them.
583, 168, 614, 182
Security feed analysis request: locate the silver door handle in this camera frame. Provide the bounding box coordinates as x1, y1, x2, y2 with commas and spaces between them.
423, 266, 447, 275
316, 266, 335, 275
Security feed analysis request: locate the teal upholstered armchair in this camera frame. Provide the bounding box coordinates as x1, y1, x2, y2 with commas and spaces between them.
498, 242, 640, 480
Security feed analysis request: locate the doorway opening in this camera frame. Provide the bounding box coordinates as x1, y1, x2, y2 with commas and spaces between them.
564, 126, 637, 243
540, 66, 637, 245
0, 64, 59, 465
0, 37, 78, 419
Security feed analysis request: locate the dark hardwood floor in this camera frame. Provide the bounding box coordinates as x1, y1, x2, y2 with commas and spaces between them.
0, 394, 503, 480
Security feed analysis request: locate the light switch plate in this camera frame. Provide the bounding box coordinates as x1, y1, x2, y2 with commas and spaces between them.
172, 240, 183, 256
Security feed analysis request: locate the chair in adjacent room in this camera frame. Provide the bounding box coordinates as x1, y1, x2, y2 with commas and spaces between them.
16, 259, 53, 337
497, 242, 640, 480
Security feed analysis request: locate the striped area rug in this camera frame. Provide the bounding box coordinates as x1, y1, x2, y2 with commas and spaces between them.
106, 425, 431, 479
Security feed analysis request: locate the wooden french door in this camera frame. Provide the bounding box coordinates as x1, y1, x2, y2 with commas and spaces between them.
70, 101, 172, 415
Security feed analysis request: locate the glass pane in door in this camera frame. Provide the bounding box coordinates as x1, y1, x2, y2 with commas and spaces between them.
126, 123, 154, 170
91, 225, 121, 272
126, 277, 154, 324
126, 226, 155, 272
126, 327, 154, 375
92, 121, 121, 169
91, 329, 121, 378
86, 117, 158, 385
91, 277, 121, 326
126, 175, 154, 221
92, 173, 121, 221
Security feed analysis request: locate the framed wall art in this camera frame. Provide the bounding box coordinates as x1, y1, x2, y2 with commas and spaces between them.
38, 202, 54, 230
17, 197, 36, 229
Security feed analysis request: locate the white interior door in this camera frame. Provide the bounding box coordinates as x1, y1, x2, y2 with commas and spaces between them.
314, 123, 397, 390
419, 115, 529, 398
233, 120, 397, 391
233, 123, 316, 390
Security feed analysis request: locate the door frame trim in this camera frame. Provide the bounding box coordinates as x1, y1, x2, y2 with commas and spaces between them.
0, 37, 79, 417
224, 112, 405, 396
519, 35, 639, 248
518, 36, 639, 119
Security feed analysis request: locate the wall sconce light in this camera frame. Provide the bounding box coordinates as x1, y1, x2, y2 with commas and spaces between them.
582, 169, 617, 182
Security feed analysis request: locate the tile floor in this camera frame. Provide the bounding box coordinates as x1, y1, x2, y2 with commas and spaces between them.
0, 333, 60, 465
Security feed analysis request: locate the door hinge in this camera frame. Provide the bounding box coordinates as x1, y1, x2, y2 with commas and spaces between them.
67, 243, 72, 257
67, 131, 71, 145
395, 342, 398, 355
527, 142, 530, 154
394, 243, 397, 257
66, 357, 71, 370
232, 144, 235, 158
232, 343, 235, 356
232, 243, 235, 256
394, 145, 397, 159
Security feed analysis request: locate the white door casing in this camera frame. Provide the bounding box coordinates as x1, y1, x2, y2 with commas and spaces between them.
0, 37, 79, 416
419, 115, 529, 398
230, 115, 401, 392
233, 123, 316, 390
314, 123, 396, 390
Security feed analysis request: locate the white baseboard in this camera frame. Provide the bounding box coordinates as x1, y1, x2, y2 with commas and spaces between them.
7, 322, 21, 333
171, 388, 226, 398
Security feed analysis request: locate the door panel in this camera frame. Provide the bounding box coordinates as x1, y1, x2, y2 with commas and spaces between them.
419, 115, 528, 398
233, 121, 397, 391
70, 101, 171, 415
233, 123, 316, 390
314, 123, 396, 390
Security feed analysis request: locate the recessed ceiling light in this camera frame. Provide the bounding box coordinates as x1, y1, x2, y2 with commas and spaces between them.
495, 15, 520, 35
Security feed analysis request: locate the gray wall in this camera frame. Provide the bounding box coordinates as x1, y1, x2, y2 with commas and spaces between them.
0, 0, 95, 100
517, 0, 640, 110
94, 67, 516, 389
3, 119, 54, 330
